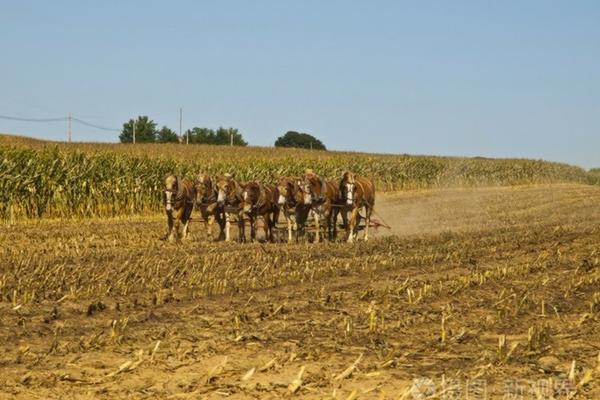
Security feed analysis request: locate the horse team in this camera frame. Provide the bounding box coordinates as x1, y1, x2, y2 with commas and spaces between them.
164, 170, 375, 243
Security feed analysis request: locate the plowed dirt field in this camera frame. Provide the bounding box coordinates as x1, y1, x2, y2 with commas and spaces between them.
1, 184, 599, 399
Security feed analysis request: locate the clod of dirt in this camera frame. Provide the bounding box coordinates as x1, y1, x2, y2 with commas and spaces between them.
153, 289, 175, 305
86, 301, 107, 316
537, 355, 561, 372
580, 258, 597, 272
43, 306, 60, 323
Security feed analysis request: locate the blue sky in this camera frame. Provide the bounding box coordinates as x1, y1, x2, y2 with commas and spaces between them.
1, 1, 598, 168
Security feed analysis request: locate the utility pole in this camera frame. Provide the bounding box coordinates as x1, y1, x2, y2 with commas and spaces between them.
230, 130, 233, 147
67, 113, 72, 142
181, 108, 186, 144
132, 119, 136, 144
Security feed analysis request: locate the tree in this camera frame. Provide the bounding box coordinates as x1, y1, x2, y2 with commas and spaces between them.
274, 131, 326, 150
186, 127, 214, 144
156, 126, 179, 143
119, 116, 157, 143
215, 127, 247, 146
184, 126, 248, 146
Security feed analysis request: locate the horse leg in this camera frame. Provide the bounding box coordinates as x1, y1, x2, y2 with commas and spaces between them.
339, 209, 348, 241
331, 207, 338, 241
293, 207, 302, 242
272, 207, 280, 243
292, 210, 298, 232
203, 208, 212, 240
296, 206, 308, 242
182, 206, 192, 239
341, 209, 350, 242
174, 218, 181, 241
262, 214, 270, 242
182, 219, 189, 239
217, 209, 226, 241
269, 214, 276, 243
167, 211, 175, 241
354, 211, 362, 240
294, 207, 302, 243
200, 208, 208, 240
325, 208, 334, 241
174, 208, 185, 241
238, 212, 246, 243
271, 211, 280, 243
206, 214, 214, 241
313, 209, 320, 243
346, 212, 353, 243
347, 208, 358, 243
364, 205, 372, 241
261, 214, 267, 242
256, 215, 261, 242
324, 209, 330, 241
286, 210, 293, 243
225, 212, 231, 242
249, 215, 256, 242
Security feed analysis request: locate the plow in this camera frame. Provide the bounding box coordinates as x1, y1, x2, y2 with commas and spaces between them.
189, 204, 391, 240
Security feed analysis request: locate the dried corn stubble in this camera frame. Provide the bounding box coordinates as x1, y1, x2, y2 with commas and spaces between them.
0, 183, 599, 398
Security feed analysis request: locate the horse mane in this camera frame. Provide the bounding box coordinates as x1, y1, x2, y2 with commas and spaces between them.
245, 181, 260, 192
341, 171, 355, 182
243, 181, 270, 210
305, 174, 320, 186
196, 173, 211, 184
221, 175, 244, 203
278, 176, 300, 191
278, 176, 293, 185
339, 171, 354, 188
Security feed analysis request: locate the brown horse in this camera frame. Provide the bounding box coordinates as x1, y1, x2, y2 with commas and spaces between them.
216, 173, 245, 242
276, 176, 305, 242
241, 182, 279, 242
164, 174, 196, 241
297, 170, 342, 242
194, 173, 225, 241
339, 171, 375, 242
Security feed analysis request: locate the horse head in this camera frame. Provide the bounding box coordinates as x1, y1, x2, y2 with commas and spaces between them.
301, 172, 328, 205
195, 173, 215, 205
216, 173, 238, 206
297, 176, 315, 205
165, 174, 179, 212
340, 171, 356, 205
241, 182, 261, 214
276, 177, 297, 207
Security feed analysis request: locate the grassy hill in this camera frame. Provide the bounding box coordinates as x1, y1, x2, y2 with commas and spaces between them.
0, 134, 593, 220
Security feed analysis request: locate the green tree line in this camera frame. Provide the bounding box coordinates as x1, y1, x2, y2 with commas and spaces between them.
119, 116, 247, 146
119, 117, 331, 150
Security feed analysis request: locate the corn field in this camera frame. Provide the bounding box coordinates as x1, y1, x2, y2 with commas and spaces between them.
589, 168, 600, 185
0, 135, 593, 220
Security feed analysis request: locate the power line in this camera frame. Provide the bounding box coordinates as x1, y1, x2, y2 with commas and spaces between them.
0, 115, 119, 132
0, 114, 67, 122
1, 112, 121, 143
71, 117, 119, 132
0, 113, 119, 132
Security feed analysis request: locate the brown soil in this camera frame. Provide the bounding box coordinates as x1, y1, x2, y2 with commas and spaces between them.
1, 184, 599, 399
